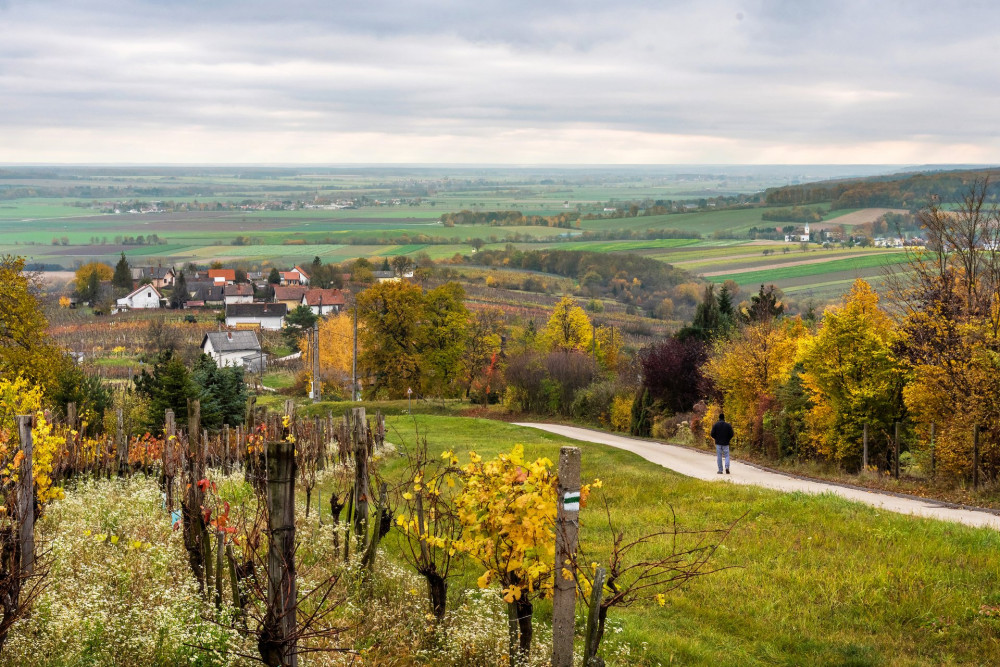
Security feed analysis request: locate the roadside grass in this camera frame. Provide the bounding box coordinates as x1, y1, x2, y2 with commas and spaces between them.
342, 414, 1000, 666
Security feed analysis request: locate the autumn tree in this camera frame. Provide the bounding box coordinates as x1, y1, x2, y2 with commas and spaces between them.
0, 256, 62, 391
357, 280, 427, 398
798, 279, 908, 470
892, 178, 1000, 479
74, 262, 113, 298
462, 306, 505, 398
639, 337, 710, 414
704, 316, 809, 455
310, 312, 358, 393
541, 296, 592, 353
420, 283, 470, 397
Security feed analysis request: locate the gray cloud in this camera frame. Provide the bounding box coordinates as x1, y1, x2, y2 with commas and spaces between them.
1, 0, 999, 162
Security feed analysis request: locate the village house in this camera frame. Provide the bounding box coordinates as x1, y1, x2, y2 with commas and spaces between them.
116, 284, 163, 310
187, 282, 225, 307
208, 269, 236, 285
301, 288, 346, 316
130, 266, 175, 289
200, 330, 264, 370
273, 285, 308, 310
223, 283, 254, 305
279, 266, 310, 286
225, 302, 287, 330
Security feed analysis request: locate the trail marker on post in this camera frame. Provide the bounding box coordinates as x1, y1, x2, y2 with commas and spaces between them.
552, 446, 581, 667
407, 387, 412, 414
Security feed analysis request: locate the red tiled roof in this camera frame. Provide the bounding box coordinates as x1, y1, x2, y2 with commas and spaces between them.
303, 289, 346, 306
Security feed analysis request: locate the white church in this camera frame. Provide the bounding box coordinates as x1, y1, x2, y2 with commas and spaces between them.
784, 222, 811, 243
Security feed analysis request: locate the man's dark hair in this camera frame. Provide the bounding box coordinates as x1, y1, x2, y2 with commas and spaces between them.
718, 412, 725, 421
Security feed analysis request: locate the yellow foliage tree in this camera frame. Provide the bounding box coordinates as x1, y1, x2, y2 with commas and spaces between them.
704, 316, 809, 454
0, 376, 64, 506
541, 296, 592, 353
74, 261, 113, 294
301, 312, 359, 396
798, 279, 907, 469
0, 256, 61, 391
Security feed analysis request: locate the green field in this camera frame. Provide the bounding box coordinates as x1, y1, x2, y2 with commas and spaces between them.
706, 252, 913, 287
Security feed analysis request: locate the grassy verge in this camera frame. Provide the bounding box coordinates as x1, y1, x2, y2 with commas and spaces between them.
357, 414, 1000, 666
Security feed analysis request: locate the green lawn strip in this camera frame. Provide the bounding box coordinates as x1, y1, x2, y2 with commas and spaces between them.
308, 414, 1000, 666
706, 253, 913, 286
686, 248, 902, 274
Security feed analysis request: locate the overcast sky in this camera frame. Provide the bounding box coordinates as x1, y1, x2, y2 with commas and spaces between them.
1, 0, 998, 164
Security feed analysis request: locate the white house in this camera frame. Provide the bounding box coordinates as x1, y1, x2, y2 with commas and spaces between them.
225, 303, 287, 330
223, 283, 254, 305
201, 331, 263, 368
116, 284, 163, 310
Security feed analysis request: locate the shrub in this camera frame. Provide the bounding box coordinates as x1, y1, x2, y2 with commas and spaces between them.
610, 395, 633, 432
571, 380, 618, 423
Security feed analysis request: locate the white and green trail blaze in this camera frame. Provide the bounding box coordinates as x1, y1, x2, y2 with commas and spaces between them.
562, 491, 580, 512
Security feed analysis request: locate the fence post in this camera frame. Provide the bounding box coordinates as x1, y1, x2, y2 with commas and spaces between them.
223, 424, 230, 475
583, 566, 606, 667
552, 446, 581, 667
264, 439, 298, 667
974, 424, 980, 491
862, 423, 868, 471
16, 416, 34, 579
893, 422, 900, 480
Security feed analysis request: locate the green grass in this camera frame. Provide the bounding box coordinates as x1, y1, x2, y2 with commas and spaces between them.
321, 413, 1000, 666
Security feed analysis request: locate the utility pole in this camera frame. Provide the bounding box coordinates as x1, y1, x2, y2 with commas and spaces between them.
352, 305, 358, 402
312, 320, 321, 403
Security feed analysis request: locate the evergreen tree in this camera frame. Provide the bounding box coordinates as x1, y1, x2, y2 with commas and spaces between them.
134, 351, 197, 433
283, 305, 318, 351
268, 267, 281, 284
630, 388, 652, 437
170, 271, 188, 309
112, 252, 132, 292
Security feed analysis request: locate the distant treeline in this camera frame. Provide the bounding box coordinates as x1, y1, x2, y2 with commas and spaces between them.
765, 169, 1000, 210
439, 210, 577, 228
466, 248, 691, 307
760, 206, 825, 223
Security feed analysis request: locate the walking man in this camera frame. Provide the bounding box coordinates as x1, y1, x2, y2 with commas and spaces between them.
710, 412, 734, 474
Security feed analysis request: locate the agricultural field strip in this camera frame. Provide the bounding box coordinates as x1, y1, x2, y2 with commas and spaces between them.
706, 253, 913, 285
515, 423, 1000, 530
698, 251, 906, 277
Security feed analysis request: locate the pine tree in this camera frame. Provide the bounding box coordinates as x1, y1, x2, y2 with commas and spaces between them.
170, 271, 188, 309
112, 252, 132, 292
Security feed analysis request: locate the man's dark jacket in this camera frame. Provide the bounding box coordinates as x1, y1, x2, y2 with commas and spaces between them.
710, 419, 734, 447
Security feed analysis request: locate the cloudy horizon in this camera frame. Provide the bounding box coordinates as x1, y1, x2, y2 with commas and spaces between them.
2, 0, 999, 165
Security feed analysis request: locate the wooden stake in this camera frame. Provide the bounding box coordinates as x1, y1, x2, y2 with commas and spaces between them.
16, 416, 34, 579
552, 446, 581, 667
862, 423, 868, 471
893, 421, 900, 479
583, 566, 607, 667
264, 440, 298, 667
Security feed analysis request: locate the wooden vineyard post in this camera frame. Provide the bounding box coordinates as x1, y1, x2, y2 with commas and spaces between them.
893, 422, 900, 480
552, 446, 581, 667
183, 399, 207, 594
164, 410, 175, 510
862, 423, 868, 471
64, 402, 77, 482
583, 566, 606, 667
117, 407, 128, 476
351, 408, 370, 548
262, 439, 298, 667
284, 400, 294, 419
223, 424, 230, 475
974, 424, 980, 491
16, 416, 34, 579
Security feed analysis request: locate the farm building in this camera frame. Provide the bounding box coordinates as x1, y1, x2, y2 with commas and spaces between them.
187, 282, 224, 307
201, 331, 263, 369
301, 288, 346, 315
116, 284, 163, 310
225, 302, 287, 330
223, 283, 254, 305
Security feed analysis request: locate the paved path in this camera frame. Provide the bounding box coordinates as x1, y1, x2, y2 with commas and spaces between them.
515, 423, 1000, 530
